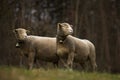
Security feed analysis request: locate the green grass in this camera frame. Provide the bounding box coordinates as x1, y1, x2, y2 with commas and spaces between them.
0, 66, 120, 80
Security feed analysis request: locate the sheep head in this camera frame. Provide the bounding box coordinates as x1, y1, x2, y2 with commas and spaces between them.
13, 28, 29, 41
57, 23, 73, 37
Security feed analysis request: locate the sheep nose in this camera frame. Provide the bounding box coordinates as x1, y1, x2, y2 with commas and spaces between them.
70, 29, 73, 33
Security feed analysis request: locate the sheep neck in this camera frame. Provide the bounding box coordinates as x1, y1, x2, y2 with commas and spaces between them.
57, 35, 67, 44
16, 36, 27, 48
17, 35, 27, 43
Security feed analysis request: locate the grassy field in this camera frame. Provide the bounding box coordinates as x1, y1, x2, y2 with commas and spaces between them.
0, 66, 120, 80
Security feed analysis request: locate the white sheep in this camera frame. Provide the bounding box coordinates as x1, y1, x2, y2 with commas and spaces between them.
57, 23, 75, 69
57, 23, 97, 71
13, 28, 58, 69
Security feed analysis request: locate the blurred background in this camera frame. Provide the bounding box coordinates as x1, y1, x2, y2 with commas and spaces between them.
0, 0, 120, 73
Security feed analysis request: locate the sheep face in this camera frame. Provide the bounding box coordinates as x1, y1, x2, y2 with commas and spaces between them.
57, 23, 73, 36
13, 28, 28, 41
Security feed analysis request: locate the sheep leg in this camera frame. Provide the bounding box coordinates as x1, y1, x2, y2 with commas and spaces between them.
27, 51, 35, 70
53, 61, 59, 68
19, 55, 23, 67
80, 63, 85, 69
67, 52, 74, 69
59, 58, 70, 69
19, 51, 24, 67
89, 56, 97, 71
80, 61, 88, 71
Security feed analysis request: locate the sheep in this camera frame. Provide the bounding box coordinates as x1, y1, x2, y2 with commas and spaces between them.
13, 28, 59, 69
57, 23, 97, 71
56, 23, 75, 69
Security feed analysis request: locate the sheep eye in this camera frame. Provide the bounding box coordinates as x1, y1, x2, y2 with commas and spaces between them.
66, 26, 69, 28
15, 30, 17, 32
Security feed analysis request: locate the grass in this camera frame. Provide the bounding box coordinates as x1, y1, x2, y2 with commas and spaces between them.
0, 66, 120, 80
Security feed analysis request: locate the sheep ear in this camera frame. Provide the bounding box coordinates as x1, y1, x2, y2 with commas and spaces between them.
13, 29, 16, 33
57, 23, 62, 29
70, 25, 73, 28
26, 30, 30, 34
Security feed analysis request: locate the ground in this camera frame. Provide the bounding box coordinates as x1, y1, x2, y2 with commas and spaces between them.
0, 66, 120, 80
